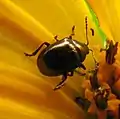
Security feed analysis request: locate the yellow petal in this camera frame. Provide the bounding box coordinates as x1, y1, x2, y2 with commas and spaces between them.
0, 0, 113, 118
0, 0, 105, 118
0, 98, 72, 119
87, 0, 119, 41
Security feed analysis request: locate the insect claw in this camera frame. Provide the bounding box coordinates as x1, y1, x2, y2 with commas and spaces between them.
54, 35, 59, 41
79, 63, 86, 70
24, 52, 31, 56
68, 25, 75, 39
53, 87, 58, 91
72, 25, 75, 32
74, 70, 86, 76
24, 52, 28, 56
100, 48, 106, 52
53, 83, 65, 91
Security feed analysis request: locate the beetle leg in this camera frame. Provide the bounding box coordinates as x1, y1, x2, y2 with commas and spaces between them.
89, 49, 98, 66
75, 71, 86, 76
54, 35, 59, 41
53, 73, 67, 91
24, 42, 50, 56
100, 48, 107, 52
79, 63, 86, 70
68, 25, 75, 39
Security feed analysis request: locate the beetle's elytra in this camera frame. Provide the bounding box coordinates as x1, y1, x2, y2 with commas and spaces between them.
24, 16, 94, 91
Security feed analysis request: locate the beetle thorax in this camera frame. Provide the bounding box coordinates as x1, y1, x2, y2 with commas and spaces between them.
72, 40, 89, 54
72, 40, 89, 62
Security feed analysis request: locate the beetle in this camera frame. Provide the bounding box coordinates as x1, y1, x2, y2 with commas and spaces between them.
24, 16, 94, 91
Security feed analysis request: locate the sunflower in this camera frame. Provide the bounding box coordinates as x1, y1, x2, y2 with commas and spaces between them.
0, 0, 120, 119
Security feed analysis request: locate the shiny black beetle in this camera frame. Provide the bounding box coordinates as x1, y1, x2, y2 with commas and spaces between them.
24, 16, 94, 90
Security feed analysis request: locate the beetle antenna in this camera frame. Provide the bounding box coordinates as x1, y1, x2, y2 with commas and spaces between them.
69, 25, 75, 39
90, 28, 94, 36
85, 16, 89, 45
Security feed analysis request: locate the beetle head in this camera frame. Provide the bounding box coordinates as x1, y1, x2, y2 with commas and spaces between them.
83, 43, 89, 54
